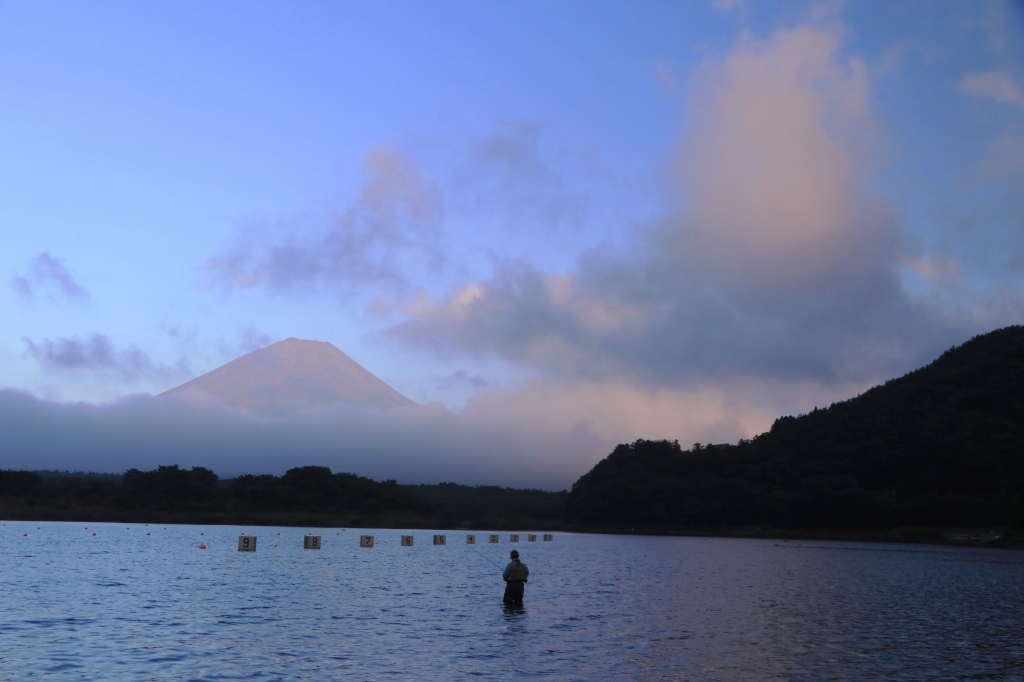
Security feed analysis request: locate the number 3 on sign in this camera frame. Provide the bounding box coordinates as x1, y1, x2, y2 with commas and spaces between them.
360, 535, 374, 548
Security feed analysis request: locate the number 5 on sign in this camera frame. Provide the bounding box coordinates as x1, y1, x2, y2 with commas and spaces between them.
360, 535, 374, 548
238, 536, 257, 551
433, 535, 446, 545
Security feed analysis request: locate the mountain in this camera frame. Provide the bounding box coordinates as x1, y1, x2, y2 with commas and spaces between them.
158, 338, 415, 413
566, 326, 1024, 533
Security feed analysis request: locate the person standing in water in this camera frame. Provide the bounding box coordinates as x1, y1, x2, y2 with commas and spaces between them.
502, 549, 529, 605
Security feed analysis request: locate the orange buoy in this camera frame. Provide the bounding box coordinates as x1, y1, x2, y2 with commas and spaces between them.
199, 543, 207, 549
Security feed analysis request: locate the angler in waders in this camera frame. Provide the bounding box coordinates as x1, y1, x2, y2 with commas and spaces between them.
502, 550, 529, 605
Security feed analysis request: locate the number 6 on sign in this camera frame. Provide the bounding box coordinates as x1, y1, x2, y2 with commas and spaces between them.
360, 535, 374, 548
401, 535, 414, 546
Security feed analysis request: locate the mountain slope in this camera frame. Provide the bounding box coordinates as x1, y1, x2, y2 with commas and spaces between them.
159, 338, 415, 413
566, 326, 1024, 531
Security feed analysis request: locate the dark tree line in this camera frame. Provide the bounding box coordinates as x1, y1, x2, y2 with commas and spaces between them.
0, 465, 567, 529
566, 327, 1024, 534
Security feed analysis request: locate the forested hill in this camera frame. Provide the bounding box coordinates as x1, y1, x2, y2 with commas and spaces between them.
565, 326, 1024, 533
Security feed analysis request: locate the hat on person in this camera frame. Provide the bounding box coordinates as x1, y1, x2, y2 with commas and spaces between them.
510, 550, 519, 558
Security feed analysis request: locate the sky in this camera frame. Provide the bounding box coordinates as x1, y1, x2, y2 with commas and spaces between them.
2, 0, 1023, 489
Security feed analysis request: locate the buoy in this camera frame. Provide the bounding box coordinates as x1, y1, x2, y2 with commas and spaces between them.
22, 533, 27, 537
200, 532, 204, 536
92, 533, 96, 536
199, 543, 207, 550
146, 532, 151, 536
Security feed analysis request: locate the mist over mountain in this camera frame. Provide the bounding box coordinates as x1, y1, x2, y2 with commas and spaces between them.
158, 338, 415, 414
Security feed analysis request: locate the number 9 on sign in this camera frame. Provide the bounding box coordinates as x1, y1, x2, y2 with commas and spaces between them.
238, 536, 257, 551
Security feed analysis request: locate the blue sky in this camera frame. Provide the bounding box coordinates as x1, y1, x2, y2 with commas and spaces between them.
2, 1, 1023, 488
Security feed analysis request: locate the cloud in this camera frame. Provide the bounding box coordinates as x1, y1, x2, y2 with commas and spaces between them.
22, 334, 189, 384
958, 70, 1024, 109
0, 390, 586, 489
387, 23, 978, 391
11, 252, 88, 301
207, 147, 444, 297
451, 120, 587, 234
0, 371, 860, 490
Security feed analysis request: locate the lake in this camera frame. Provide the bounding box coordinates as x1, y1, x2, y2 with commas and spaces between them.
2, 521, 1023, 680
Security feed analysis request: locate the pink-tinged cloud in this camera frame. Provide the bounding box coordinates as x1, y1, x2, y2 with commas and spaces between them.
387, 22, 975, 391
958, 70, 1024, 109
674, 24, 889, 296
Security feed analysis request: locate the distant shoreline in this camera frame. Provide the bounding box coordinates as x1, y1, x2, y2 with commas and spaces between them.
4, 508, 1020, 550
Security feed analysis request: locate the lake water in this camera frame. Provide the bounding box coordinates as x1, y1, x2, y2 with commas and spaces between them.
2, 521, 1023, 680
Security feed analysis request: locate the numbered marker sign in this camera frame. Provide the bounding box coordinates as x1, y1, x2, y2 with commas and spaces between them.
304, 536, 321, 550
360, 535, 374, 548
528, 534, 537, 542
401, 535, 414, 547
489, 534, 499, 544
466, 534, 476, 544
510, 534, 520, 543
543, 534, 554, 541
238, 536, 257, 552
433, 534, 446, 545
